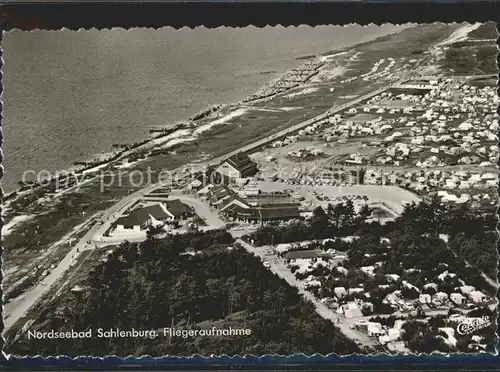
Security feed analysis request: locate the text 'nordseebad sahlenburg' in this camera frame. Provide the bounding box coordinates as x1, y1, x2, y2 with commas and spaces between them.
27, 327, 253, 340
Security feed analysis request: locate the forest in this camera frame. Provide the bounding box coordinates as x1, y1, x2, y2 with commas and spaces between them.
9, 230, 359, 357
245, 197, 498, 353
8, 194, 497, 356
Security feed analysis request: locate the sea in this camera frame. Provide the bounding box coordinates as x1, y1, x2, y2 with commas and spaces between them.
2, 25, 407, 192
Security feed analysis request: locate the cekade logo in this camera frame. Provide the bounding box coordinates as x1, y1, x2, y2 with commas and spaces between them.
456, 316, 491, 335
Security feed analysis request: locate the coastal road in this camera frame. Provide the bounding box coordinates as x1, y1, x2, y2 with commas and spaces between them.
3, 191, 226, 334
3, 83, 398, 336
3, 213, 105, 333
236, 239, 378, 351
3, 185, 156, 333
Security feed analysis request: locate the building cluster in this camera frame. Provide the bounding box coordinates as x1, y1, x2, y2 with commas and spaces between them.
355, 319, 408, 352
264, 77, 498, 170
287, 147, 324, 159
320, 114, 395, 144
268, 232, 494, 352
362, 168, 497, 206
253, 76, 498, 211
114, 199, 193, 233
186, 153, 303, 223
200, 185, 302, 223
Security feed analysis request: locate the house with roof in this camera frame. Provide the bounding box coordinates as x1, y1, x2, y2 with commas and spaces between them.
231, 204, 301, 223
284, 249, 324, 264
456, 194, 471, 204
337, 301, 363, 319
437, 271, 456, 281
187, 178, 203, 191
334, 286, 348, 299
419, 294, 431, 304
433, 291, 449, 303
379, 328, 403, 345
423, 282, 438, 291
481, 172, 497, 181
361, 266, 375, 277
469, 290, 487, 303
367, 322, 384, 337
215, 152, 259, 180
402, 280, 420, 293
349, 287, 364, 296
458, 180, 471, 189
387, 341, 409, 353
450, 292, 466, 306
164, 199, 193, 220
459, 285, 475, 295
114, 201, 192, 232
336, 266, 348, 276
468, 174, 482, 186
206, 185, 237, 208
197, 183, 215, 196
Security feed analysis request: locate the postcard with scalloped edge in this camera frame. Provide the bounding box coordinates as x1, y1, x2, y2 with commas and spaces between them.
3, 22, 498, 357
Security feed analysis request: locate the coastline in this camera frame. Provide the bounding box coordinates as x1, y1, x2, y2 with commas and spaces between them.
4, 22, 499, 356
4, 26, 420, 199
2, 24, 453, 212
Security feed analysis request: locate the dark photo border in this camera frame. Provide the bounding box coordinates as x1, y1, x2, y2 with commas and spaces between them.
0, 1, 499, 370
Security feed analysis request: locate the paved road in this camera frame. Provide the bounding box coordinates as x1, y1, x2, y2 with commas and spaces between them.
3, 192, 225, 334
3, 187, 155, 333
3, 84, 397, 336
206, 85, 393, 165
236, 239, 377, 351
169, 192, 225, 230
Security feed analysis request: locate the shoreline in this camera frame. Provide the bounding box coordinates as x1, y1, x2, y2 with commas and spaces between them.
1, 24, 451, 208
4, 27, 418, 199
4, 23, 498, 354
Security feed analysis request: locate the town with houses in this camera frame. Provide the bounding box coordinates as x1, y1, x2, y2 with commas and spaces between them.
93, 75, 498, 354
4, 23, 498, 357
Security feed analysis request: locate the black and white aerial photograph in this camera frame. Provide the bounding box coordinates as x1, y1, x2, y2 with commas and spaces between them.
2, 22, 499, 357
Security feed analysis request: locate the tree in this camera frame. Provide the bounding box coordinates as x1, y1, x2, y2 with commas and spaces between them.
347, 242, 366, 267
342, 199, 356, 230
401, 286, 420, 300
327, 203, 344, 230
428, 316, 446, 331
356, 204, 372, 226
310, 206, 330, 237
